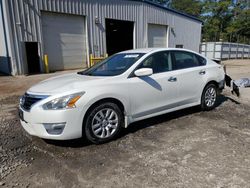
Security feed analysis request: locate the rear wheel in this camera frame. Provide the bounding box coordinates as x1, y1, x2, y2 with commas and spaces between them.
201, 83, 218, 111
84, 102, 123, 144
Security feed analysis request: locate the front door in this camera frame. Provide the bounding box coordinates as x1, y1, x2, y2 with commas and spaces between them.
128, 51, 178, 120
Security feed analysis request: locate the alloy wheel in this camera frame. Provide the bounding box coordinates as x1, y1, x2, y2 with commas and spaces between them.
91, 108, 119, 138
205, 87, 216, 107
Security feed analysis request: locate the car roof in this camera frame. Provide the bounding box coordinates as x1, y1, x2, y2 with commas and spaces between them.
120, 48, 156, 54
120, 48, 198, 54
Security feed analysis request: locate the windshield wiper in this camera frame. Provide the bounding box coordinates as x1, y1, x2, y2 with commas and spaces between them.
77, 71, 84, 75
77, 71, 93, 76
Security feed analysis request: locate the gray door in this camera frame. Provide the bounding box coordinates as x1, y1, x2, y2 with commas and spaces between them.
148, 24, 168, 48
42, 12, 87, 71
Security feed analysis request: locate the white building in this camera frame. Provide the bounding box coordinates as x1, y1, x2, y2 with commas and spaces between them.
0, 0, 202, 75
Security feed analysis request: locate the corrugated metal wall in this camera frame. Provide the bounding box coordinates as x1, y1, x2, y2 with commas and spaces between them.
143, 3, 202, 50
0, 0, 8, 74
0, 2, 6, 57
4, 0, 202, 75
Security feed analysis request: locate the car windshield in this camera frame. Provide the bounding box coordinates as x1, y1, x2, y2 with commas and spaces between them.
78, 53, 145, 76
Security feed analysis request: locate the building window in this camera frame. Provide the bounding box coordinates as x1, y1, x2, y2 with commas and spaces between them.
176, 44, 183, 48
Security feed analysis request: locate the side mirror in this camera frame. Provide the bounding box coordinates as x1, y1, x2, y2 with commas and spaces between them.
134, 68, 153, 77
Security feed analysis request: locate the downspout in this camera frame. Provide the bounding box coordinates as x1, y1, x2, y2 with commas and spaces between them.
0, 0, 11, 74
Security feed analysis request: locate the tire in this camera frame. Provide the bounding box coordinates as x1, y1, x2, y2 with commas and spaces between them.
84, 102, 124, 144
201, 83, 218, 111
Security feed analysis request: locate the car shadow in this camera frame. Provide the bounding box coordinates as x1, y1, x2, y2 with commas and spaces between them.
217, 94, 241, 105
43, 94, 240, 147
139, 77, 162, 91
119, 94, 240, 137
42, 137, 91, 148
120, 106, 201, 138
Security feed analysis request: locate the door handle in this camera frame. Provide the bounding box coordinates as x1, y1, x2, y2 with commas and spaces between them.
199, 70, 206, 75
168, 77, 177, 82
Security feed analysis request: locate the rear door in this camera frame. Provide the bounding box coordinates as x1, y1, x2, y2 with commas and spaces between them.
170, 51, 207, 104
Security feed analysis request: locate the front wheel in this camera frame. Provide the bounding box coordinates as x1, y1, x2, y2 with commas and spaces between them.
84, 102, 124, 144
201, 83, 218, 111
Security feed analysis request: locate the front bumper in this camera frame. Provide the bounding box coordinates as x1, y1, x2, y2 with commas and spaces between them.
19, 106, 85, 140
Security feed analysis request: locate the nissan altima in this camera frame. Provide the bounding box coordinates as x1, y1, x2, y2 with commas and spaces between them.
19, 48, 225, 144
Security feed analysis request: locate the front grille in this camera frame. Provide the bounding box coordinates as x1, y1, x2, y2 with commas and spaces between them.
21, 93, 47, 111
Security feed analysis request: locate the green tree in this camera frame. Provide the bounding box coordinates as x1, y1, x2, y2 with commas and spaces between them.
201, 0, 234, 42
148, 0, 202, 16
148, 0, 250, 43
226, 2, 250, 43
149, 0, 172, 7
171, 0, 202, 17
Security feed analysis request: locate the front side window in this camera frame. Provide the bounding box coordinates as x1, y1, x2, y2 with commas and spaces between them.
78, 53, 145, 76
172, 51, 205, 70
137, 51, 172, 74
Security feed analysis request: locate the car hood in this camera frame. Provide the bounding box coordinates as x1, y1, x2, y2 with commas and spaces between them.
27, 73, 108, 95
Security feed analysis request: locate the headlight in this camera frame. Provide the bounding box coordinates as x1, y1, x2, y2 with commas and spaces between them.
43, 92, 85, 110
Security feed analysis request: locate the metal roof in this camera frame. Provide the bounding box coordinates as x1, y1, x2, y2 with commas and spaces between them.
129, 0, 203, 23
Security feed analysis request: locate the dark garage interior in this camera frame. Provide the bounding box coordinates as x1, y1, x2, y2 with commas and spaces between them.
105, 19, 134, 55
25, 42, 41, 74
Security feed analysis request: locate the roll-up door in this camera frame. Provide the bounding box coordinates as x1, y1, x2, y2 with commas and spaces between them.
148, 24, 168, 48
42, 12, 87, 71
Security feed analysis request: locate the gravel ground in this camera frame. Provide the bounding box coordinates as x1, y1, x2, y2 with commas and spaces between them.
0, 59, 250, 188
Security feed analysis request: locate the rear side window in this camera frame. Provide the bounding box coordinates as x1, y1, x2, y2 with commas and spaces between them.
137, 51, 172, 74
172, 51, 206, 70
195, 54, 207, 66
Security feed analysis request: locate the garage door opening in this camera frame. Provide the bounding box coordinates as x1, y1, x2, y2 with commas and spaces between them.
25, 42, 41, 74
106, 19, 134, 55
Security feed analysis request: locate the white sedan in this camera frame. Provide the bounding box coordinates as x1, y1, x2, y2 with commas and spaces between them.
19, 48, 225, 144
